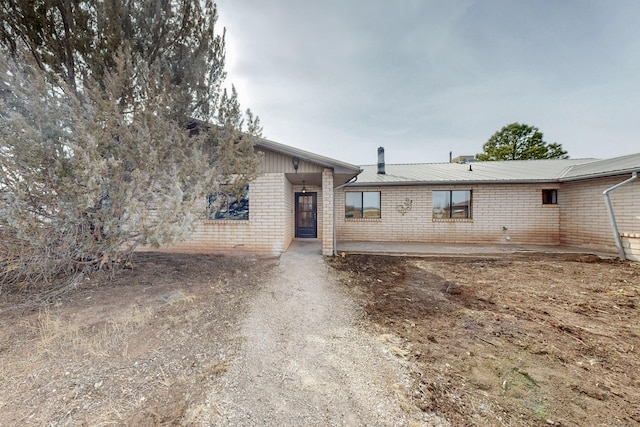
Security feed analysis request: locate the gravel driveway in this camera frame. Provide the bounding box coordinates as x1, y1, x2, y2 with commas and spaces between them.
208, 241, 442, 426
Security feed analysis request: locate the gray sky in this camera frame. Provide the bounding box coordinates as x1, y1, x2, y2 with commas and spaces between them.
216, 0, 640, 166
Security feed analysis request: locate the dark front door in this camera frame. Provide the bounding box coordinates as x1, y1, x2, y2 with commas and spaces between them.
295, 192, 317, 238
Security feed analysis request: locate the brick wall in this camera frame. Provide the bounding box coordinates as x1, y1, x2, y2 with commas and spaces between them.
336, 183, 562, 245
322, 168, 334, 255
560, 175, 640, 255
283, 178, 294, 248
621, 234, 640, 261
156, 173, 290, 255
336, 177, 639, 255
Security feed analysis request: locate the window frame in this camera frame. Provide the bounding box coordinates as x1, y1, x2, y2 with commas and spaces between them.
432, 190, 472, 220
542, 189, 558, 205
344, 191, 381, 219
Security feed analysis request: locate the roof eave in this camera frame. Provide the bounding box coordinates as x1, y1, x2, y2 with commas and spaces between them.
559, 168, 640, 182
347, 178, 561, 187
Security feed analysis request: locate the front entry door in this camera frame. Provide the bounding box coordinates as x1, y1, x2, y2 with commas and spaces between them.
295, 192, 317, 238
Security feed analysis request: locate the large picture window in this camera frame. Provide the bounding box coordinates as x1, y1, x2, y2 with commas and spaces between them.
432, 190, 472, 219
345, 191, 381, 219
208, 186, 249, 220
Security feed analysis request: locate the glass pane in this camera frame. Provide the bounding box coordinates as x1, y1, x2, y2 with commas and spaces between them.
542, 189, 557, 204
297, 195, 310, 227
299, 195, 313, 212
208, 186, 249, 220
362, 192, 381, 218
432, 191, 449, 219
345, 192, 362, 218
451, 190, 471, 218
298, 212, 312, 227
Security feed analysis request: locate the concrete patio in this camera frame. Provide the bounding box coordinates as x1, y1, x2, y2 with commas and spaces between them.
335, 241, 618, 259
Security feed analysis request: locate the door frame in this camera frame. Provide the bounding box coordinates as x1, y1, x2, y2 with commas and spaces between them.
294, 192, 318, 238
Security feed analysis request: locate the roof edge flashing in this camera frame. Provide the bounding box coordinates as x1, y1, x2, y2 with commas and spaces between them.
345, 179, 561, 187
559, 168, 640, 182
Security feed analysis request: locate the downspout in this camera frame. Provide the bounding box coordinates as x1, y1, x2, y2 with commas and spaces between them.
333, 176, 358, 256
603, 171, 637, 260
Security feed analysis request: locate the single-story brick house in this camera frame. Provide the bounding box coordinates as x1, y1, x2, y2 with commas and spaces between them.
164, 139, 640, 260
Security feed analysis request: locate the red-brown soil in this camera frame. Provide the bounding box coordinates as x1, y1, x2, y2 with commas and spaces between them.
328, 254, 640, 426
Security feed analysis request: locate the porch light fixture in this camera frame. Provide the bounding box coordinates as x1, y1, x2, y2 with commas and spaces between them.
292, 157, 300, 172
302, 180, 307, 193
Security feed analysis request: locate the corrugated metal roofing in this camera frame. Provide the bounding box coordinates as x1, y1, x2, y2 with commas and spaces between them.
351, 154, 640, 186
560, 153, 640, 180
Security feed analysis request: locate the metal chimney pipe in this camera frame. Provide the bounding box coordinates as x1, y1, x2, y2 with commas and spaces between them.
377, 147, 385, 174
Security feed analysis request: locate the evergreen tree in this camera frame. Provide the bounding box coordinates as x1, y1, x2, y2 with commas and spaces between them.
0, 0, 261, 286
477, 123, 568, 161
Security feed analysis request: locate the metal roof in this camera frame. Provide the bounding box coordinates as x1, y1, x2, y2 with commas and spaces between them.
350, 154, 640, 186
559, 152, 640, 181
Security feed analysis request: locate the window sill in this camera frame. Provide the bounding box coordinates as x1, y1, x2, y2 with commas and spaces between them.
432, 218, 473, 223
204, 219, 250, 224
345, 218, 382, 222
621, 232, 640, 238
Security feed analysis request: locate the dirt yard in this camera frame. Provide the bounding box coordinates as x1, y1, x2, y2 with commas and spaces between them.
0, 251, 638, 426
0, 253, 274, 426
328, 254, 640, 426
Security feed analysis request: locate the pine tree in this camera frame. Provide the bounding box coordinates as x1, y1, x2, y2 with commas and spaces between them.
477, 123, 568, 161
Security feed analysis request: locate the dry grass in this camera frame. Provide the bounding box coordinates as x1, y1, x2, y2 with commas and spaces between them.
0, 252, 270, 426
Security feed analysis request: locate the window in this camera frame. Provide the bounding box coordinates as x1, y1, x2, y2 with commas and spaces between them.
345, 191, 381, 218
542, 189, 557, 205
432, 190, 472, 219
208, 186, 249, 220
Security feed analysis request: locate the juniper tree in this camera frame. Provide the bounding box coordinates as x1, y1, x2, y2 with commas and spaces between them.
0, 1, 261, 287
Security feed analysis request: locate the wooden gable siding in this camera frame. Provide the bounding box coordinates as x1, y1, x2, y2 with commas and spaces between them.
259, 149, 325, 174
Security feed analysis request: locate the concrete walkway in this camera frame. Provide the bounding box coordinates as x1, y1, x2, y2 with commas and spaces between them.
335, 241, 617, 259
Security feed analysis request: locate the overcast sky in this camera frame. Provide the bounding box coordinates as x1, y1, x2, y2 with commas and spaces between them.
216, 1, 640, 166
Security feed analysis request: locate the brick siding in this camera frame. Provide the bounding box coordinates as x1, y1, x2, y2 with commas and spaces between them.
337, 183, 562, 245
146, 146, 639, 259
157, 173, 292, 255
336, 177, 638, 256
560, 175, 639, 256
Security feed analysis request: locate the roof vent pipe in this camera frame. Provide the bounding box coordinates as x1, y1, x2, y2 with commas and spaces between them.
377, 147, 385, 174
